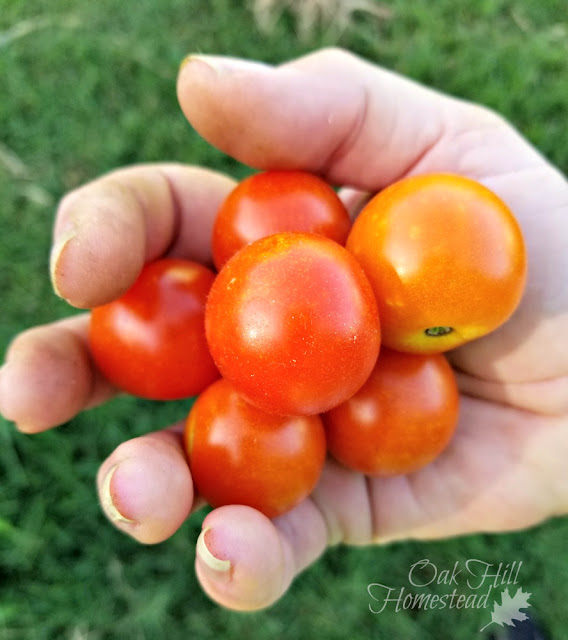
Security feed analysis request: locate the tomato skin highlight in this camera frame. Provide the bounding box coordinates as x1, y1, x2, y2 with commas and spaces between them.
212, 170, 352, 270
323, 348, 460, 476
184, 378, 327, 518
205, 232, 381, 416
346, 173, 527, 353
89, 258, 219, 400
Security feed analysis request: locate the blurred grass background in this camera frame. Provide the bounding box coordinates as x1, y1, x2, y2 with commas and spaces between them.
1, 0, 567, 638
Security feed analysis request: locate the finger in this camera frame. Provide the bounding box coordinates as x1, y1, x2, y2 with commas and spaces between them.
195, 501, 328, 611
97, 425, 198, 545
0, 314, 115, 433
51, 163, 236, 308
177, 48, 542, 190
453, 369, 568, 416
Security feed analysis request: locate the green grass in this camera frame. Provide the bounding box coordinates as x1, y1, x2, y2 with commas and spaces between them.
1, 1, 567, 638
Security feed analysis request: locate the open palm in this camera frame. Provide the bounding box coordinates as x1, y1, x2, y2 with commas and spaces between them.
1, 49, 566, 611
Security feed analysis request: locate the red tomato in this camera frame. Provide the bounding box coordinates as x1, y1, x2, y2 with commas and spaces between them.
184, 378, 326, 518
205, 232, 381, 416
212, 170, 352, 270
346, 173, 527, 353
89, 258, 219, 400
323, 348, 460, 476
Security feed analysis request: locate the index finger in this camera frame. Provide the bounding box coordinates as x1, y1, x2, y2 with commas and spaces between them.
176, 48, 544, 190
51, 163, 236, 308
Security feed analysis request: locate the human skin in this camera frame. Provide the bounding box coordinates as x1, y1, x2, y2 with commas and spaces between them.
0, 48, 567, 611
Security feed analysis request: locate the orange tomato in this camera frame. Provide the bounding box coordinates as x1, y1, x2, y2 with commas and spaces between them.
346, 173, 527, 353
322, 348, 460, 476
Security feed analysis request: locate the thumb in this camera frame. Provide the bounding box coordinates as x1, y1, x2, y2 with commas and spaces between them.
195, 502, 328, 611
176, 48, 503, 190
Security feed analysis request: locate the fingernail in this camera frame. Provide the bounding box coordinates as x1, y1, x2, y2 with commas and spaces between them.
372, 533, 403, 546
0, 364, 20, 427
14, 423, 39, 434
196, 527, 231, 579
180, 54, 221, 74
49, 228, 76, 300
101, 464, 136, 525
0, 364, 10, 418
180, 54, 271, 75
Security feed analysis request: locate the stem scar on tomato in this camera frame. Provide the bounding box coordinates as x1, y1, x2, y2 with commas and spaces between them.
424, 326, 454, 337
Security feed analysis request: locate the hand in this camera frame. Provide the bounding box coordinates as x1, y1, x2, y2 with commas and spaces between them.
1, 48, 567, 611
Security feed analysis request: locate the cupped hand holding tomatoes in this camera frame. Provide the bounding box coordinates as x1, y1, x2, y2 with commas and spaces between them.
89, 258, 219, 400
205, 231, 381, 416
184, 377, 326, 518
346, 173, 527, 353
6, 46, 568, 617
212, 170, 352, 270
323, 347, 460, 476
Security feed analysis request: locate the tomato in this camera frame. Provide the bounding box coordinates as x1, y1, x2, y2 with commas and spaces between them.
212, 170, 352, 270
184, 378, 326, 518
346, 173, 527, 353
205, 232, 381, 416
89, 258, 219, 400
323, 348, 459, 476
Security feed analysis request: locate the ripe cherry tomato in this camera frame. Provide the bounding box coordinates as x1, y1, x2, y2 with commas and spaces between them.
205, 232, 381, 416
89, 258, 219, 400
323, 348, 460, 476
212, 170, 352, 270
184, 378, 326, 518
346, 173, 527, 353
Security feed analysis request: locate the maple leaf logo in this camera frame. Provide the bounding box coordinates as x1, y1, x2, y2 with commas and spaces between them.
480, 587, 532, 632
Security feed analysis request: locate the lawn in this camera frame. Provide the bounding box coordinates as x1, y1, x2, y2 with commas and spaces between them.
1, 1, 567, 638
